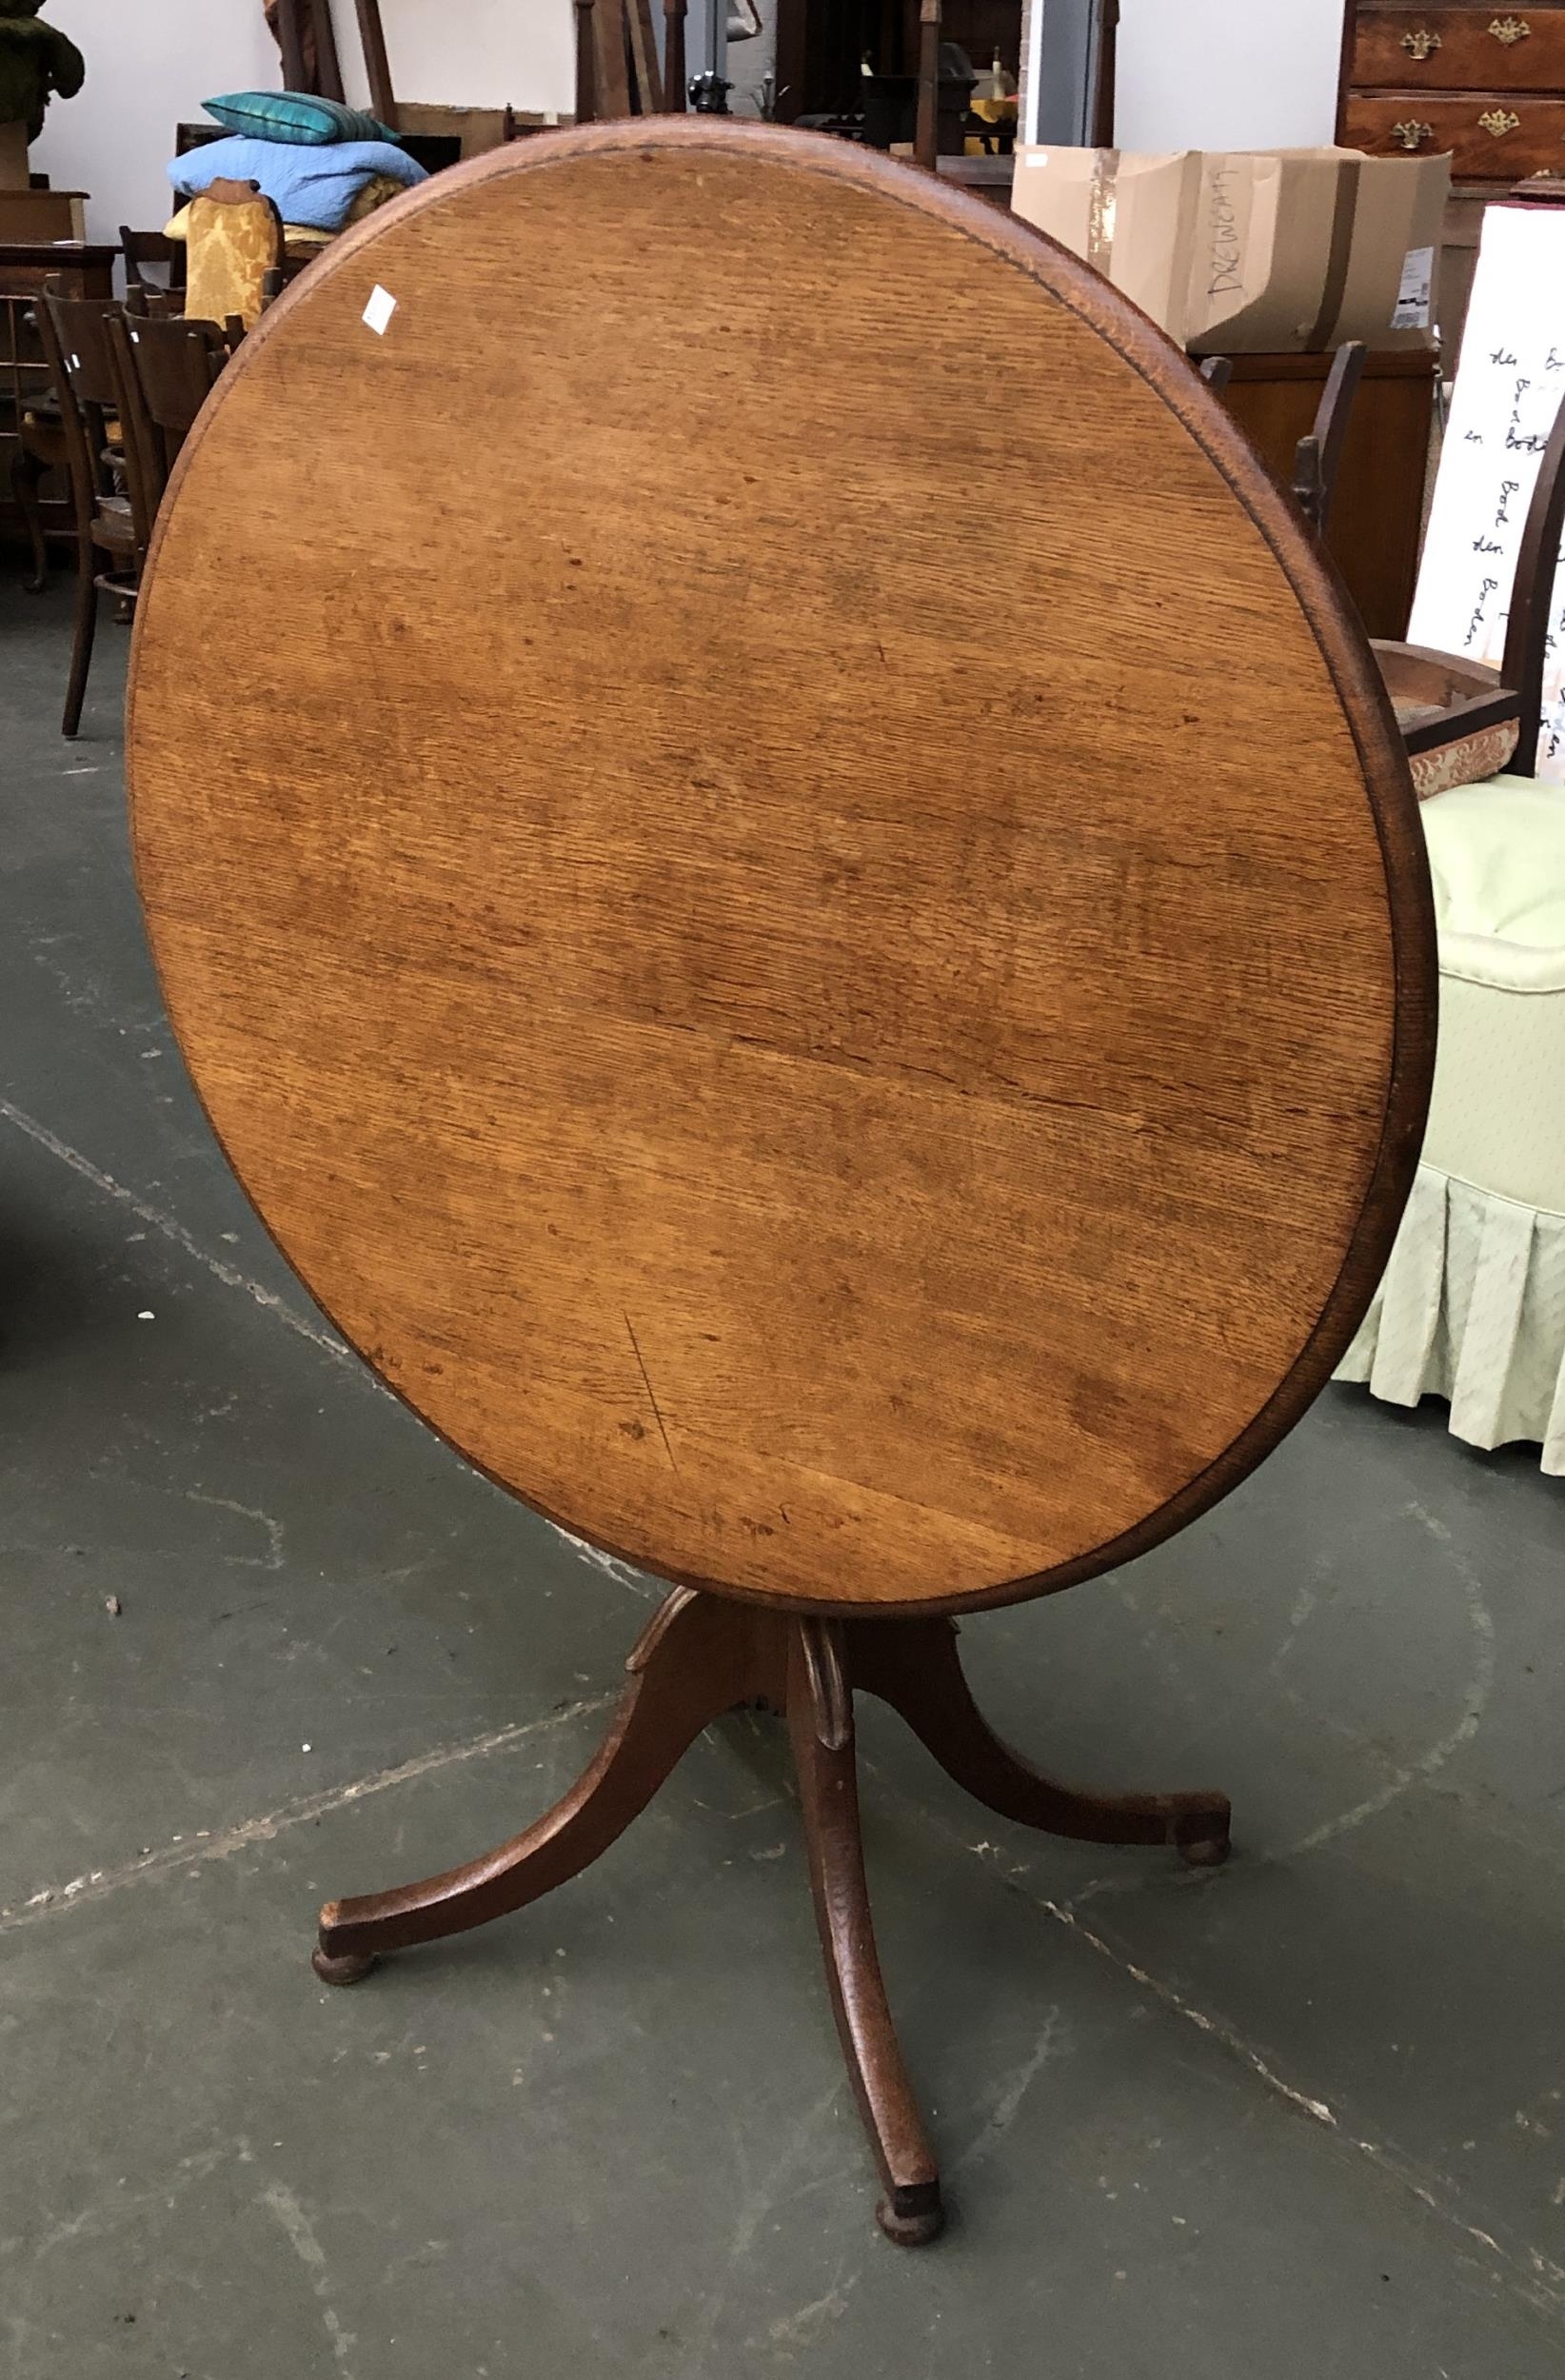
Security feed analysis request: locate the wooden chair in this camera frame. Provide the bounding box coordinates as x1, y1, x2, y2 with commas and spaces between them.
183, 179, 286, 340
123, 285, 189, 324
108, 311, 228, 508
1290, 340, 1366, 540
1254, 335, 1535, 795
1200, 345, 1362, 528
119, 226, 187, 301
36, 287, 146, 736
1372, 388, 1565, 797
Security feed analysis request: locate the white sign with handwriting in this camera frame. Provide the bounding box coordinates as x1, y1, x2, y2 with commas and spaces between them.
1409, 204, 1565, 781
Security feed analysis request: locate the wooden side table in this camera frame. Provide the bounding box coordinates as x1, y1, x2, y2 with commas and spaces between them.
127, 121, 1435, 2248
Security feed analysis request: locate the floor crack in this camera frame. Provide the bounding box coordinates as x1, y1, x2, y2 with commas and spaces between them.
0, 1694, 615, 1934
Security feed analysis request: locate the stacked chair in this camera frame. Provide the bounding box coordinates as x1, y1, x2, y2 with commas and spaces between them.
25, 181, 289, 734
33, 281, 230, 736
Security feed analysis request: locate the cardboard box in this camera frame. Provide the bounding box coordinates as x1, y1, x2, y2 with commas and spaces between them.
1010, 145, 1451, 356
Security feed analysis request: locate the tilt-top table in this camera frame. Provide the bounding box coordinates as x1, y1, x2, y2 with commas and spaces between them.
127, 118, 1436, 2247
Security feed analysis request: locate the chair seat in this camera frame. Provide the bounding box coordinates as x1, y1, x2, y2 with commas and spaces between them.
1422, 776, 1565, 961
1336, 774, 1565, 1471
89, 503, 137, 558
1372, 639, 1521, 800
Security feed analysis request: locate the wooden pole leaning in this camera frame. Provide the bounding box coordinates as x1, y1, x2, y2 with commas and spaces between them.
352, 0, 399, 129
576, 0, 599, 126
915, 0, 941, 172
663, 0, 688, 111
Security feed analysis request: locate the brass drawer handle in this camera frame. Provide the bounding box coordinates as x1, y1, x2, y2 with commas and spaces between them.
1489, 15, 1532, 41
1402, 27, 1441, 58
1478, 107, 1522, 133
1392, 119, 1435, 148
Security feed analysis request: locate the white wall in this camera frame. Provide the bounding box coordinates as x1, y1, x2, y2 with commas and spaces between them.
29, 0, 575, 248
1114, 0, 1344, 152
33, 0, 1343, 249
31, 0, 280, 244
335, 0, 574, 117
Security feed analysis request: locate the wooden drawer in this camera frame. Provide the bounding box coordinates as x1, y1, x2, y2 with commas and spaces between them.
1353, 9, 1565, 92
1343, 89, 1565, 172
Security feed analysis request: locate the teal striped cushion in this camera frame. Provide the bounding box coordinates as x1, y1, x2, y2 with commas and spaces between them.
203, 90, 398, 148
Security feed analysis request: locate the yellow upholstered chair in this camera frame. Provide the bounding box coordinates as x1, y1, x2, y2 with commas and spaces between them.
183, 178, 286, 338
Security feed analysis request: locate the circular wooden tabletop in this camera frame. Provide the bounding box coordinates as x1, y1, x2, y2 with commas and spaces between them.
129, 120, 1434, 1616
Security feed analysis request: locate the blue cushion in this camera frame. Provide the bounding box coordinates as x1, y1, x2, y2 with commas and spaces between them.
170, 136, 427, 233
203, 90, 399, 148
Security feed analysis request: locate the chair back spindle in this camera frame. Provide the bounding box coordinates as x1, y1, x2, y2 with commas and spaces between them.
120, 226, 187, 298
38, 287, 126, 519
663, 0, 686, 110
1291, 341, 1366, 539
915, 0, 941, 173
576, 0, 598, 126
1499, 387, 1565, 779
112, 310, 228, 498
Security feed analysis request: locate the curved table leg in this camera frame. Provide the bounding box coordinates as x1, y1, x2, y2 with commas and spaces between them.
10, 444, 50, 594
62, 548, 98, 740
852, 1616, 1231, 1868
313, 1588, 771, 1982
788, 1619, 944, 2247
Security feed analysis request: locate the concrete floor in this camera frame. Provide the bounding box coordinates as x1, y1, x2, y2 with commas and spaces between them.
3, 579, 1564, 2380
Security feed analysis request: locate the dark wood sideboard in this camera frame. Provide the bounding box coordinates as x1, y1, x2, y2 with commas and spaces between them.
1, 243, 118, 558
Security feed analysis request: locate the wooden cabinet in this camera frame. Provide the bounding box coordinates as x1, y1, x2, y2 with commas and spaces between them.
1339, 3, 1565, 178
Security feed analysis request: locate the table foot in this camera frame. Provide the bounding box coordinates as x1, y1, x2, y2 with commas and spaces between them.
877, 2190, 946, 2247
312, 1946, 377, 1986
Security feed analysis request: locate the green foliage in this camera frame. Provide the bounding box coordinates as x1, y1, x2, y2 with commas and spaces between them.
0, 8, 86, 143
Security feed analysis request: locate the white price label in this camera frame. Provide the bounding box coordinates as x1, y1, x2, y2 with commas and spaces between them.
362, 285, 398, 337
1392, 245, 1435, 331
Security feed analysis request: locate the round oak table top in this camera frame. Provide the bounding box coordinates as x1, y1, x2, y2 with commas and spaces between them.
128, 119, 1435, 1616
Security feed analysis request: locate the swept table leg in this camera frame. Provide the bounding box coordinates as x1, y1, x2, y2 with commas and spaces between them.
852, 1616, 1231, 1867
788, 1618, 944, 2247
313, 1588, 771, 1981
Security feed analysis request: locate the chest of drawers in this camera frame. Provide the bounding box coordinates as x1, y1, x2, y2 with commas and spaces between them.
1339, 4, 1565, 179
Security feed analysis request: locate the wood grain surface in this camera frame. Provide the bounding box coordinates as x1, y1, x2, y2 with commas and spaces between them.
128, 120, 1435, 1615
